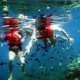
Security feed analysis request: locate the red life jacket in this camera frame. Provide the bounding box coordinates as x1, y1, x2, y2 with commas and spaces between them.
5, 29, 22, 46
37, 26, 53, 39
3, 18, 19, 26
46, 26, 53, 37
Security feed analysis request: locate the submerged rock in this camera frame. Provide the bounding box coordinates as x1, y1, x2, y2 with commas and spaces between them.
63, 58, 80, 80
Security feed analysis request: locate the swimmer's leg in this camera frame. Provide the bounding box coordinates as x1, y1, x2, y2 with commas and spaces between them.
40, 38, 48, 52
8, 51, 16, 80
42, 38, 48, 46
18, 51, 27, 73
49, 35, 56, 47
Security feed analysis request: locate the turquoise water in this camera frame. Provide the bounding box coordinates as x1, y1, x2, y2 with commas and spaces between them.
0, 0, 80, 80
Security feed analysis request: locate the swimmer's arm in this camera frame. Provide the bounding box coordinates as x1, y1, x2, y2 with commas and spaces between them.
53, 26, 72, 42
24, 36, 37, 55
24, 28, 37, 55
25, 39, 34, 54
21, 31, 32, 43
60, 30, 70, 41
59, 29, 73, 42
61, 30, 73, 43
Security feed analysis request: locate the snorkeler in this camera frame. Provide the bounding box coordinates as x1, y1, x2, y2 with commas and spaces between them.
23, 14, 73, 54
0, 17, 27, 80
36, 14, 73, 47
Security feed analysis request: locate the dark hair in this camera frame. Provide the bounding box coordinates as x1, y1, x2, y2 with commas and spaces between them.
47, 14, 52, 17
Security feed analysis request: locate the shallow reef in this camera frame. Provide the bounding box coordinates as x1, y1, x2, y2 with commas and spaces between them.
62, 58, 80, 80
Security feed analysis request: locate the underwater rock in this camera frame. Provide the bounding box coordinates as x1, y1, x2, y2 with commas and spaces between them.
63, 58, 80, 80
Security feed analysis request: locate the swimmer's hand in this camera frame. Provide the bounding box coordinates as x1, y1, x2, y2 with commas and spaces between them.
21, 38, 25, 42
14, 31, 21, 38
68, 38, 74, 43
25, 46, 30, 54
23, 46, 30, 56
